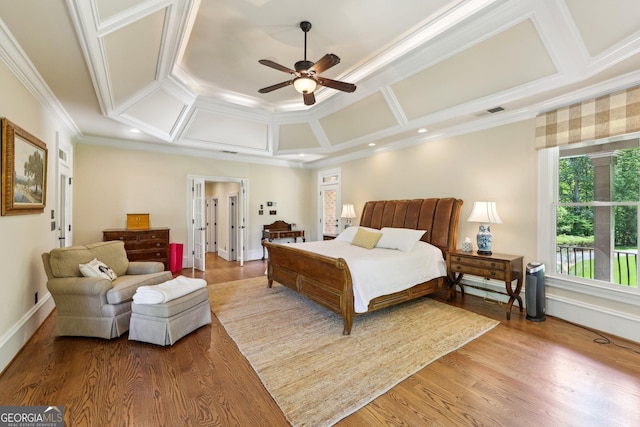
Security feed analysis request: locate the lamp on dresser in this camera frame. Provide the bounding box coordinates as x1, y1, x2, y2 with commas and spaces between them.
341, 204, 356, 228
467, 201, 501, 255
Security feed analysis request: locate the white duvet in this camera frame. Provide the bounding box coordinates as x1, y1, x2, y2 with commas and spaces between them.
284, 240, 446, 313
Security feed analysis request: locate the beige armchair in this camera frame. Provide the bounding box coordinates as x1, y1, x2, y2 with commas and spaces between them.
42, 241, 172, 339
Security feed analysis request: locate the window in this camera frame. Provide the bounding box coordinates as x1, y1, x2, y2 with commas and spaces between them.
554, 139, 639, 289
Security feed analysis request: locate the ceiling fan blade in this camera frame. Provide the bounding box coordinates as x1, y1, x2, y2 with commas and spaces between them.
317, 77, 357, 93
303, 92, 316, 106
258, 59, 296, 75
308, 54, 340, 75
258, 80, 293, 93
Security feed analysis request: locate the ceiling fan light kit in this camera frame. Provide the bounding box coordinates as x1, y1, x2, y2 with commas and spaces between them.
293, 77, 317, 94
258, 21, 356, 105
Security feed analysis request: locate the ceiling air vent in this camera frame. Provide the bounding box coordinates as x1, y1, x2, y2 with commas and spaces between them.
487, 106, 505, 113
222, 150, 238, 154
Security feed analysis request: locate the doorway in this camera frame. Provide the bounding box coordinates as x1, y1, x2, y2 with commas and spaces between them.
318, 168, 341, 240
56, 133, 73, 248
187, 175, 248, 271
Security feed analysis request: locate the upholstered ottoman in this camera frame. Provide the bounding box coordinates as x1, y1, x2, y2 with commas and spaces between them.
129, 287, 211, 346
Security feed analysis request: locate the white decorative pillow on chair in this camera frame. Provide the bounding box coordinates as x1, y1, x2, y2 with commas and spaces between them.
79, 258, 118, 280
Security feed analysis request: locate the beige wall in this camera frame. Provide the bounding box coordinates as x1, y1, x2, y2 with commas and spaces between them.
321, 119, 538, 266
73, 145, 313, 260
0, 60, 73, 370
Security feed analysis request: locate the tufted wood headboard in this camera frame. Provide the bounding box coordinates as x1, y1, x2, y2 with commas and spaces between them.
359, 198, 463, 255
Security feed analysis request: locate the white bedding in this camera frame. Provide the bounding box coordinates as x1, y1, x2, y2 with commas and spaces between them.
284, 240, 446, 313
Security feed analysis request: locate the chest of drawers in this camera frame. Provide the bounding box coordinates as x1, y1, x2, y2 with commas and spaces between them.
103, 228, 170, 270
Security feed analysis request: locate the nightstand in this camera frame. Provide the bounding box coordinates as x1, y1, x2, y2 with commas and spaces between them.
446, 249, 524, 320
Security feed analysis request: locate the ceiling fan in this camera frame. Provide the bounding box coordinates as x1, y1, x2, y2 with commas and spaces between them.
258, 21, 356, 106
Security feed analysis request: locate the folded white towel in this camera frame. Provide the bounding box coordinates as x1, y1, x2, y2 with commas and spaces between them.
133, 275, 207, 304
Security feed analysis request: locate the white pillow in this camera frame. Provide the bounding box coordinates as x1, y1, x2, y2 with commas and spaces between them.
79, 258, 118, 281
335, 226, 377, 243
376, 227, 427, 252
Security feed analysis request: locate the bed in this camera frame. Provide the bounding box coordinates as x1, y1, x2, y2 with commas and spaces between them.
262, 198, 463, 334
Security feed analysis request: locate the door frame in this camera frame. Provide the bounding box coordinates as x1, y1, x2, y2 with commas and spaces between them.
186, 175, 248, 268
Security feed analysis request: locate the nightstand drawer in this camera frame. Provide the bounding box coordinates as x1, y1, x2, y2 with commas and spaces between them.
450, 255, 506, 271
451, 263, 507, 280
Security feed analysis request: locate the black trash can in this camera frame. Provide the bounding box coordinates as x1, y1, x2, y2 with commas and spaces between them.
525, 262, 546, 322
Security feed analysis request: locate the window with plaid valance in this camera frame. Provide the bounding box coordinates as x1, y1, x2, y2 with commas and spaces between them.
535, 85, 640, 149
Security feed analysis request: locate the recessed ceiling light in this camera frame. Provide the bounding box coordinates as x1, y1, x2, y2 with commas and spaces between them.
368, 143, 376, 147
299, 153, 305, 157
130, 128, 141, 133
418, 128, 427, 133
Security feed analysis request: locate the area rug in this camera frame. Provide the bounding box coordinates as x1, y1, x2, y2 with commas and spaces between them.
209, 277, 499, 427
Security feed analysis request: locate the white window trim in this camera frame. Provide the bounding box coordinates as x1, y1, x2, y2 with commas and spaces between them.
537, 148, 640, 305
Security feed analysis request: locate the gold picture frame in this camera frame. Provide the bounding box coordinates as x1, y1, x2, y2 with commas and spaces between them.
1, 118, 47, 215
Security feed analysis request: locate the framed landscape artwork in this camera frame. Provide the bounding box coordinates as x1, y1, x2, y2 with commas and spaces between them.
1, 118, 47, 215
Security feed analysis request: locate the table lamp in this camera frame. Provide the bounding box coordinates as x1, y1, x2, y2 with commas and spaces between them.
341, 204, 356, 228
467, 201, 501, 255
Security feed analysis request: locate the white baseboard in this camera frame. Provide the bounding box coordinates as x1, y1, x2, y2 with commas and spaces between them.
461, 275, 640, 343
0, 293, 55, 373
247, 248, 264, 261
218, 248, 229, 261
547, 294, 640, 343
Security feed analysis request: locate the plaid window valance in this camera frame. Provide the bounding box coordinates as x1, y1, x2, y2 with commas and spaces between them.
535, 85, 640, 149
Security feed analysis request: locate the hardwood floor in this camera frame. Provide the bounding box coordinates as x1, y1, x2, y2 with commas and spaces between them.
1, 253, 639, 426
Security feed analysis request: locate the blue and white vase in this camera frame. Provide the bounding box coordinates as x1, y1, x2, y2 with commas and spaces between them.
476, 224, 493, 255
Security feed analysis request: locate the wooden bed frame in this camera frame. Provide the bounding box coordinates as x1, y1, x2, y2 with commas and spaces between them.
262, 198, 463, 334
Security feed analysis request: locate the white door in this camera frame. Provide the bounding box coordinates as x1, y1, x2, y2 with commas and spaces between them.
191, 178, 206, 271
207, 198, 218, 253
320, 184, 340, 238
228, 194, 238, 261
318, 169, 342, 240
56, 136, 73, 248
58, 173, 72, 247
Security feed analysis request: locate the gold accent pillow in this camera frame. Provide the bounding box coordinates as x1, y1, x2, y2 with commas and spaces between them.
351, 228, 383, 249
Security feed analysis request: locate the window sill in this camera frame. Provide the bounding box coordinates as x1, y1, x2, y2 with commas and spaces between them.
546, 273, 640, 307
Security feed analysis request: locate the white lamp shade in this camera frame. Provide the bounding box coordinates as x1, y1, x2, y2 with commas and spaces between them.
467, 201, 502, 224
341, 204, 356, 219
293, 77, 317, 94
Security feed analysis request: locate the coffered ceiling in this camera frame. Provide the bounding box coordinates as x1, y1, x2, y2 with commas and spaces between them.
0, 0, 639, 167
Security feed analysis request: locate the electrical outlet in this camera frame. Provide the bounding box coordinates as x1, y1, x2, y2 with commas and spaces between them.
51, 221, 56, 231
